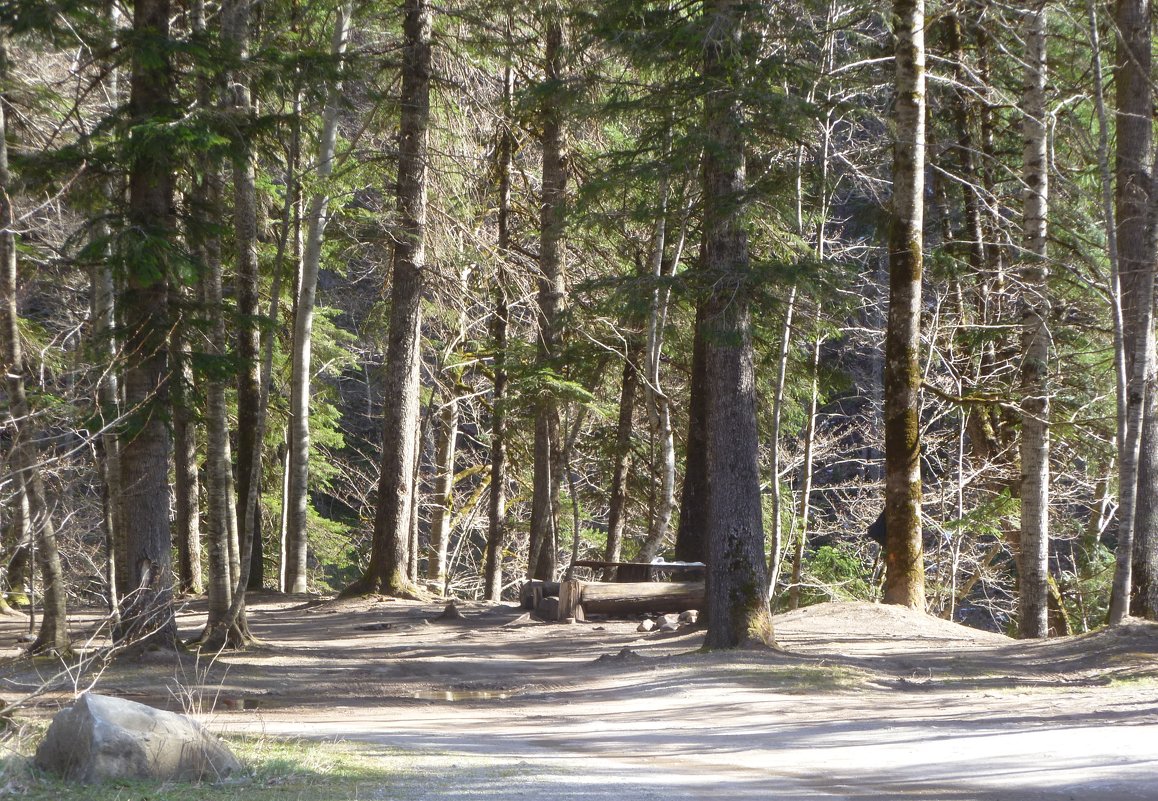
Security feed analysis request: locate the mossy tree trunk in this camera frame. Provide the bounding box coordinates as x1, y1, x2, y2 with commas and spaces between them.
882, 0, 926, 609
528, 19, 568, 583
700, 0, 772, 650
484, 63, 514, 602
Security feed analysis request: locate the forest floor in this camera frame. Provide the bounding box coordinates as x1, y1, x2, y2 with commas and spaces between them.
1, 594, 1157, 799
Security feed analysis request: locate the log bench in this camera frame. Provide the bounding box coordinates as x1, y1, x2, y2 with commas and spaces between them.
523, 578, 705, 621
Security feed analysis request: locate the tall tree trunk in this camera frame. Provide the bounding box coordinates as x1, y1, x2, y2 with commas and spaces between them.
637, 178, 677, 564
605, 354, 638, 571
189, 0, 237, 641
94, 1, 125, 613
116, 0, 177, 648
767, 286, 795, 596
353, 0, 432, 597
426, 392, 459, 592
788, 328, 823, 611
0, 36, 69, 653
279, 77, 305, 593
170, 291, 202, 596
700, 0, 772, 650
1110, 0, 1155, 623
199, 168, 240, 639
225, 0, 261, 594
1017, 2, 1050, 639
675, 304, 709, 564
528, 20, 568, 582
882, 0, 926, 609
284, 2, 352, 595
408, 415, 425, 584
484, 63, 514, 602
1111, 234, 1156, 624
210, 7, 298, 644
945, 10, 1000, 464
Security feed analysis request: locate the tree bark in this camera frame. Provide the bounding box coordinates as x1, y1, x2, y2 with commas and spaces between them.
116, 0, 178, 649
1017, 2, 1050, 639
1110, 0, 1155, 623
637, 177, 676, 564
882, 0, 926, 609
426, 393, 459, 592
605, 354, 638, 571
354, 0, 432, 597
93, 2, 126, 612
768, 285, 796, 596
170, 293, 202, 597
700, 0, 772, 650
224, 0, 261, 594
199, 168, 239, 639
484, 64, 514, 602
676, 304, 709, 564
529, 20, 568, 583
284, 2, 352, 595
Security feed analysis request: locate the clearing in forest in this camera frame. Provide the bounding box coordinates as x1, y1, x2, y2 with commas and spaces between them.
1, 597, 1156, 800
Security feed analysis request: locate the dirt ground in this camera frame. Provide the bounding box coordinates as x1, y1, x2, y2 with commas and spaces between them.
2, 594, 1157, 799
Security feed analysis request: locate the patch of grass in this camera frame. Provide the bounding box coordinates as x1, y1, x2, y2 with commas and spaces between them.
722, 662, 871, 692
1104, 669, 1158, 688
0, 731, 402, 801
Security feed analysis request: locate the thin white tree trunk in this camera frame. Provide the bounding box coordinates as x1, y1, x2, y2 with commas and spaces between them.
285, 2, 352, 595
95, 1, 125, 613
1017, 2, 1050, 639
788, 324, 823, 611
637, 165, 675, 562
767, 284, 796, 597
484, 60, 514, 601
427, 394, 459, 592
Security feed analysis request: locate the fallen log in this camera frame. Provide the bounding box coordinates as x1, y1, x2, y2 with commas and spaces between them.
572, 580, 705, 618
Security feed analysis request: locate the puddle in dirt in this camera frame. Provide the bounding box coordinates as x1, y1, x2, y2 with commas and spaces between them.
411, 689, 511, 702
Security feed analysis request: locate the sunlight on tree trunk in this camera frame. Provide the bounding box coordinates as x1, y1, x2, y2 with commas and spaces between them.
882, 0, 926, 610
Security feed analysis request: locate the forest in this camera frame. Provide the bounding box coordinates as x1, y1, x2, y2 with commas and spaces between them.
1, 0, 1157, 656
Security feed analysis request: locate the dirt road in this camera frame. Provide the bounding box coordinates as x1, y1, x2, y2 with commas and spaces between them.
181, 597, 1158, 800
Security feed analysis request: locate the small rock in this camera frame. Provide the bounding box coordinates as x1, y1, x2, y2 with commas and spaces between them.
35, 694, 241, 783
658, 620, 679, 632
678, 610, 699, 624
658, 613, 680, 627
435, 600, 465, 621
637, 619, 656, 632
595, 647, 643, 664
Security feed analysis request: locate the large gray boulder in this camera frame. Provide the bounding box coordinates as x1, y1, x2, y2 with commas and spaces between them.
35, 693, 242, 783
